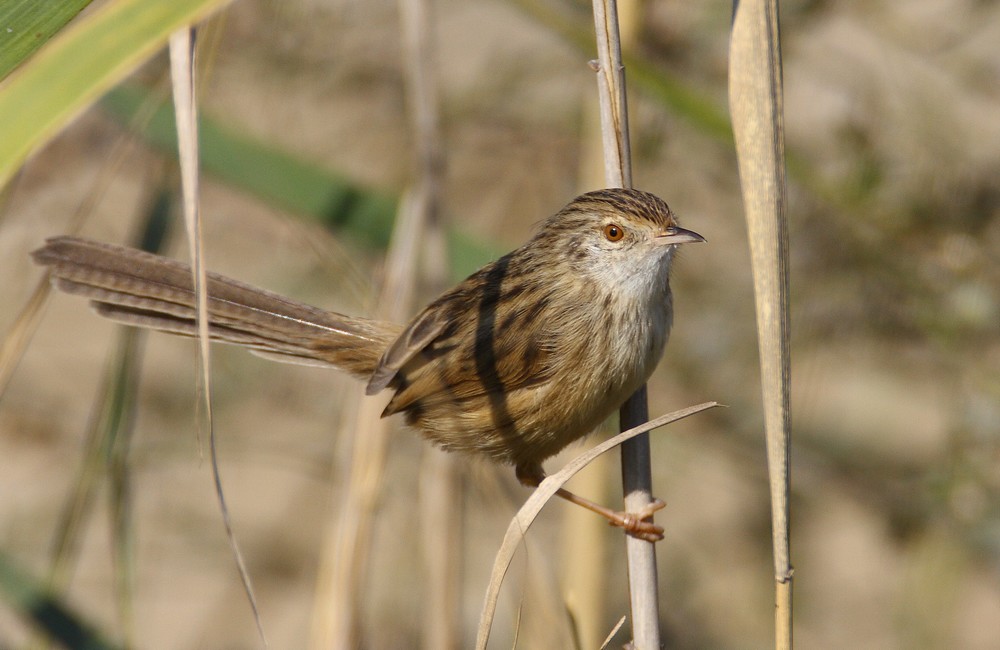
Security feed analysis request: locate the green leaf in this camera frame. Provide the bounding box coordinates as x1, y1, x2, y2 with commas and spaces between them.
102, 84, 399, 250
101, 84, 500, 275
0, 0, 94, 80
0, 0, 234, 188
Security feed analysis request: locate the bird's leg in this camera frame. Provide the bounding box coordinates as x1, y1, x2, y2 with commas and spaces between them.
515, 464, 665, 543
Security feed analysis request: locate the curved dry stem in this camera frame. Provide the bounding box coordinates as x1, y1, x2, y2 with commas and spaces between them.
170, 27, 267, 648
475, 401, 720, 650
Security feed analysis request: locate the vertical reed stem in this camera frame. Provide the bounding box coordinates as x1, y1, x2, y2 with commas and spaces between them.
591, 1, 661, 647
729, 1, 793, 647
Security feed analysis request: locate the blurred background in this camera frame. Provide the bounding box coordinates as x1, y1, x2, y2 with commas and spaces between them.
1, 0, 998, 647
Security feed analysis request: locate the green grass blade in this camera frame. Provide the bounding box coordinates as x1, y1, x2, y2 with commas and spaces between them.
101, 85, 502, 270
0, 0, 93, 80
0, 551, 122, 650
101, 84, 500, 276
101, 84, 399, 250
0, 0, 234, 188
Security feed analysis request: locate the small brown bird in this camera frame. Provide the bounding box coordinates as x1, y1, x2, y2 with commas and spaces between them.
33, 188, 704, 541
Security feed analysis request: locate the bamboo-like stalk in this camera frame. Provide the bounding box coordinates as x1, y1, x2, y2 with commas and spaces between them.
590, 1, 661, 647
562, 3, 642, 645
728, 2, 793, 648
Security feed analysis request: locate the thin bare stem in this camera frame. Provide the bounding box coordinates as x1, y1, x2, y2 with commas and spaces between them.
169, 27, 267, 647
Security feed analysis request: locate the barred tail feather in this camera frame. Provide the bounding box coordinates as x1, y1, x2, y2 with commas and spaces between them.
33, 236, 399, 379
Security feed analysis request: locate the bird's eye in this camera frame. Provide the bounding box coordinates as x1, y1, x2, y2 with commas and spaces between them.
603, 223, 624, 242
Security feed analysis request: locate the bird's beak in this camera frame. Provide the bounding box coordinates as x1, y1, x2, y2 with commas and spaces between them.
655, 225, 706, 245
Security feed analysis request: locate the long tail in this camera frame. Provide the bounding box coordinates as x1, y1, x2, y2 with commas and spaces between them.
32, 236, 401, 379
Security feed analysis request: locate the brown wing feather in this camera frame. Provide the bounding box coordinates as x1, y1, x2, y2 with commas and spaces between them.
365, 305, 450, 395
382, 252, 558, 416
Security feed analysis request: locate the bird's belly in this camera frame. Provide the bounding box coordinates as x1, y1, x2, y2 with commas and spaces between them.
407, 304, 670, 468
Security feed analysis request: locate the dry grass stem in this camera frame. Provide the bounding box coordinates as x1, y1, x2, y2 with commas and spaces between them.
310, 179, 432, 645
397, 0, 462, 639
599, 614, 627, 650
169, 26, 267, 647
475, 401, 719, 650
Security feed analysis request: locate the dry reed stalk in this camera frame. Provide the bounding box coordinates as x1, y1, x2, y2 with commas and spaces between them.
728, 1, 793, 648
561, 3, 642, 646
307, 2, 446, 636
590, 0, 663, 646
395, 0, 463, 645
308, 188, 425, 648
559, 439, 611, 650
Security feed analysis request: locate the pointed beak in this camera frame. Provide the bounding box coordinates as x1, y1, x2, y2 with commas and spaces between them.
655, 225, 706, 245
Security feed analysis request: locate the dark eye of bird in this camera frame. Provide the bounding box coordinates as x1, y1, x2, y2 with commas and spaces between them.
603, 223, 624, 242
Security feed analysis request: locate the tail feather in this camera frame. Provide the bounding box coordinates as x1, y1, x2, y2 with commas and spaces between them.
33, 236, 400, 378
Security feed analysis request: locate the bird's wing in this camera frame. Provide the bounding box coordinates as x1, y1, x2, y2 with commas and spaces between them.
379, 259, 561, 416
365, 304, 451, 395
